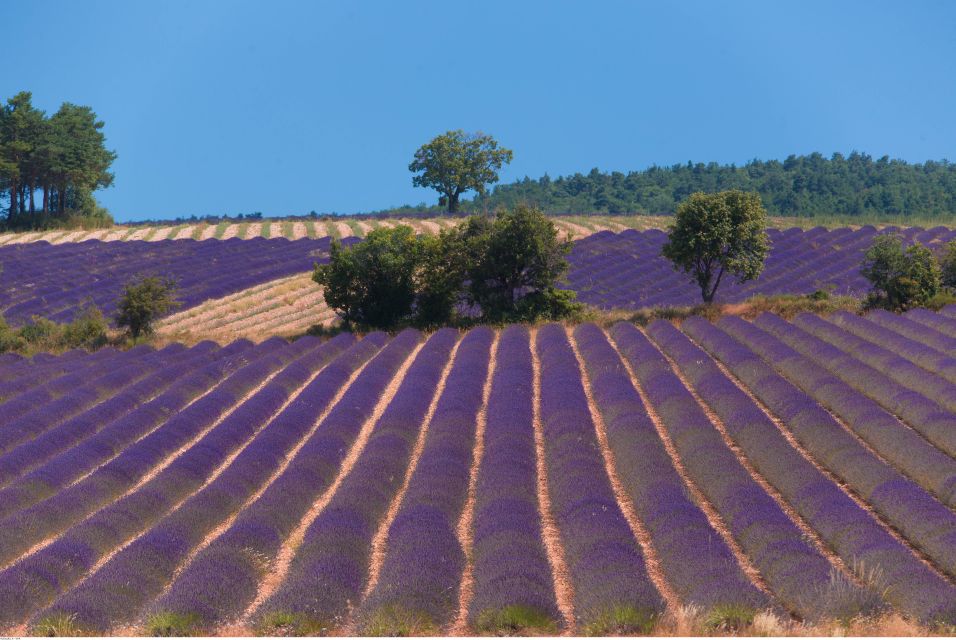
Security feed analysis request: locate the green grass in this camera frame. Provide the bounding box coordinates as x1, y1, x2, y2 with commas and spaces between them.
304, 219, 317, 238
261, 221, 273, 238
582, 605, 659, 636
214, 220, 230, 239
145, 611, 202, 637
33, 613, 88, 637
254, 611, 332, 637
474, 604, 558, 636
359, 606, 438, 637
235, 222, 250, 239
282, 220, 295, 239
703, 604, 758, 631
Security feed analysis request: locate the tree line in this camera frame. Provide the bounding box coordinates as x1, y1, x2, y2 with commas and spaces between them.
464, 152, 956, 218
0, 91, 116, 230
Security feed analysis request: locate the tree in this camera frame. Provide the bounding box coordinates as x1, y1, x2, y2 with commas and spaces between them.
662, 190, 770, 303
458, 204, 579, 322
861, 235, 941, 311
409, 130, 512, 213
116, 276, 180, 339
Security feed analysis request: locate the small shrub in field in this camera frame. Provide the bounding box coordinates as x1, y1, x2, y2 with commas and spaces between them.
116, 276, 180, 339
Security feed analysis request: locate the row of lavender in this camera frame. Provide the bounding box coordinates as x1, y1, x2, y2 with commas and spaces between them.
2, 308, 956, 633
565, 225, 956, 309
0, 237, 359, 326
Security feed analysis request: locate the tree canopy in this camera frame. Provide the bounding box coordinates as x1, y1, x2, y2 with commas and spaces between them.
662, 190, 770, 303
0, 91, 116, 229
314, 205, 578, 330
409, 130, 512, 213
861, 235, 942, 311
465, 152, 956, 218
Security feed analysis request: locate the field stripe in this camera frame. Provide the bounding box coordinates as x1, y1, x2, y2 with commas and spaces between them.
604, 329, 774, 598
682, 325, 956, 587
529, 328, 576, 633
645, 326, 860, 587
361, 335, 463, 601
567, 328, 682, 612
241, 338, 426, 623
451, 330, 499, 634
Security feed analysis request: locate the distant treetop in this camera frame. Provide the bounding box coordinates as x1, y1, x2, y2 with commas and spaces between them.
468, 152, 956, 218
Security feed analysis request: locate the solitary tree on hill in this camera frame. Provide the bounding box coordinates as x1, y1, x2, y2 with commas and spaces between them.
409, 130, 512, 213
662, 190, 770, 303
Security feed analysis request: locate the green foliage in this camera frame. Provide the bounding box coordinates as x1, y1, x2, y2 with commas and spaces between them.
313, 227, 423, 329
145, 612, 202, 637
458, 204, 581, 322
941, 240, 956, 290
0, 91, 116, 230
474, 604, 558, 635
314, 205, 579, 330
662, 190, 770, 303
116, 276, 180, 339
409, 130, 512, 212
0, 305, 108, 355
862, 235, 942, 311
469, 152, 956, 217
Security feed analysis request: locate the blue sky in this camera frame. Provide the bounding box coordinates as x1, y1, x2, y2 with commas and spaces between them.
3, 0, 955, 222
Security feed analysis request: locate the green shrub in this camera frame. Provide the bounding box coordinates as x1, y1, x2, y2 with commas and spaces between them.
116, 276, 180, 339
862, 235, 941, 311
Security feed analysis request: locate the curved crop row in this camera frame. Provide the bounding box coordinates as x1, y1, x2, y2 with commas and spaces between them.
36, 334, 356, 633
572, 322, 767, 615
251, 329, 459, 634
716, 317, 956, 582
609, 322, 833, 619
355, 327, 494, 635
145, 330, 411, 633
535, 324, 664, 633
754, 314, 956, 497
466, 326, 560, 634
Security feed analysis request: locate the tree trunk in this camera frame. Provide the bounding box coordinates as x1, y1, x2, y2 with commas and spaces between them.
57, 183, 66, 214
9, 181, 17, 219
18, 185, 25, 217
42, 183, 48, 213
447, 192, 460, 213
29, 178, 35, 214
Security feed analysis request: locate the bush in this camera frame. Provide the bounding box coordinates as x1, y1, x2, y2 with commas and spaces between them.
116, 276, 180, 339
862, 235, 941, 311
0, 304, 108, 355
942, 240, 956, 291
314, 205, 580, 330
459, 204, 580, 322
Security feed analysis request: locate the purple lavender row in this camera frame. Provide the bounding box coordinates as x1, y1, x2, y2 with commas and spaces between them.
0, 337, 317, 628
791, 313, 956, 416
466, 325, 560, 634
717, 317, 956, 582
35, 334, 357, 633
0, 342, 185, 453
609, 322, 832, 619
827, 312, 956, 386
572, 323, 766, 614
355, 327, 494, 634
0, 339, 255, 521
535, 324, 664, 633
0, 347, 117, 400
252, 329, 459, 635
906, 309, 956, 339
0, 336, 300, 575
682, 317, 956, 623
0, 341, 220, 488
0, 344, 148, 429
877, 309, 956, 354
144, 330, 413, 634
755, 314, 956, 496
647, 321, 885, 619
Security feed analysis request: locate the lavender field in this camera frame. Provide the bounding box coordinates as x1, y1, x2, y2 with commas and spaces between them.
566, 225, 956, 309
2, 306, 956, 635
0, 238, 357, 326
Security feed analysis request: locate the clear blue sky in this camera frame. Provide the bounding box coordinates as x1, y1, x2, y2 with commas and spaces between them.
4, 0, 955, 222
